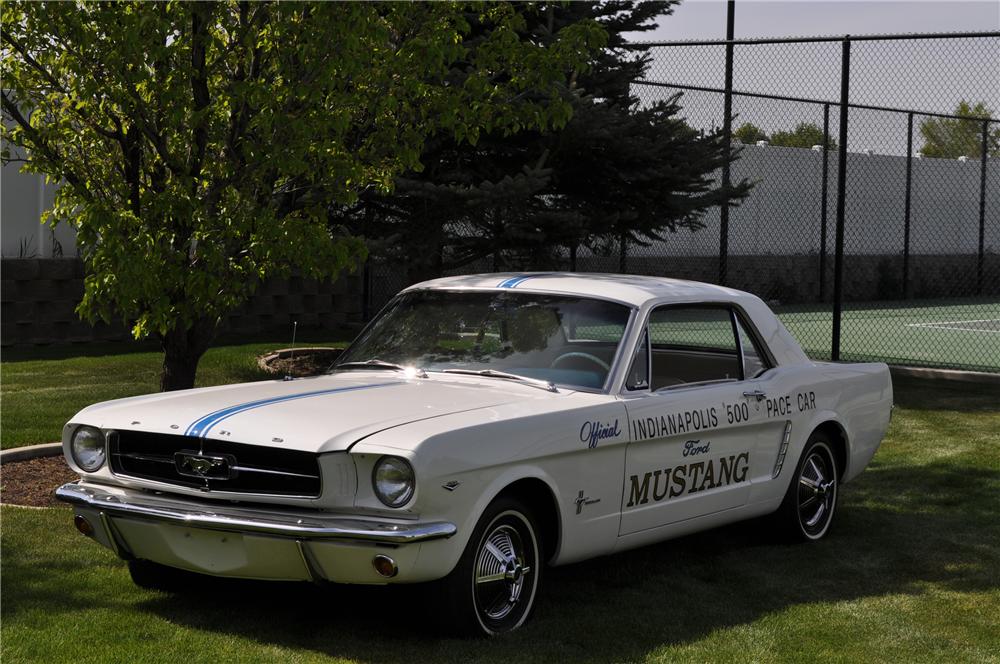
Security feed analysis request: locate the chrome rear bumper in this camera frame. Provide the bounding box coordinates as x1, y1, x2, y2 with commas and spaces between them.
56, 481, 456, 544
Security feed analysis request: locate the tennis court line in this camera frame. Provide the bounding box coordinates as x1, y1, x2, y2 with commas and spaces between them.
906, 319, 1000, 333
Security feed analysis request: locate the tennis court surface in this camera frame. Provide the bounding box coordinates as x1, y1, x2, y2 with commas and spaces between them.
775, 299, 1000, 373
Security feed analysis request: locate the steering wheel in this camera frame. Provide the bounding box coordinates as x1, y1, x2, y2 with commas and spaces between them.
549, 352, 611, 373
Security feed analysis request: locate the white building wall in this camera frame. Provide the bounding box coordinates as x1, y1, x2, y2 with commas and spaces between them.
1, 158, 76, 258
646, 144, 999, 257
0, 142, 994, 260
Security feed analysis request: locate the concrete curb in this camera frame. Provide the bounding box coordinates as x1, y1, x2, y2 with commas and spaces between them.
890, 365, 1000, 385
0, 442, 62, 463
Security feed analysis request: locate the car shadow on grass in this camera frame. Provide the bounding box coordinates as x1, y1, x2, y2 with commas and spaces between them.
891, 376, 1000, 413
133, 459, 999, 664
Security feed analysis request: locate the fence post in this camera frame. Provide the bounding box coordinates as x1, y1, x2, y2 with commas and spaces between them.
361, 204, 372, 321
903, 112, 914, 299
570, 244, 577, 272
718, 0, 735, 286
978, 120, 989, 296
819, 103, 830, 301
831, 36, 851, 362
361, 261, 371, 322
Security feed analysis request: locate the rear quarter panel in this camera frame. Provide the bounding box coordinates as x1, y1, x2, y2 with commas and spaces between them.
752, 360, 892, 509
810, 361, 893, 483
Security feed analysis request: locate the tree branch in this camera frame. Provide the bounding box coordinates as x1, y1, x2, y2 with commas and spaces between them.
2, 28, 124, 142
1, 91, 91, 200
189, 3, 211, 185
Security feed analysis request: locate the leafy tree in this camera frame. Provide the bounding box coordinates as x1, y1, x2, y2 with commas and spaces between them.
919, 101, 999, 159
769, 122, 836, 150
733, 122, 768, 145
2, 1, 603, 389
336, 1, 749, 280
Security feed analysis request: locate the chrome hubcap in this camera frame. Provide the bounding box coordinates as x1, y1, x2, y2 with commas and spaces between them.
475, 524, 532, 621
798, 452, 835, 531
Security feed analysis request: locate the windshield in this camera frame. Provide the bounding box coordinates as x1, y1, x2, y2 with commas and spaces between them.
336, 290, 633, 390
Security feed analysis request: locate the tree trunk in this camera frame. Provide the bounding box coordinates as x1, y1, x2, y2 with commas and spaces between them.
159, 317, 218, 392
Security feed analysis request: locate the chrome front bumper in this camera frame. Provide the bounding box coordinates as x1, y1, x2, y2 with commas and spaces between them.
56, 481, 456, 544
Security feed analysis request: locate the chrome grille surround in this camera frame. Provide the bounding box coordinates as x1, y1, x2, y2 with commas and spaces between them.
109, 430, 322, 498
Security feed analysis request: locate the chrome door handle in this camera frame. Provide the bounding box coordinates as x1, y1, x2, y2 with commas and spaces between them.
743, 389, 767, 401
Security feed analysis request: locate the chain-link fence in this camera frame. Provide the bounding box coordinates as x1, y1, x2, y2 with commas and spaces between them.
364, 32, 1000, 373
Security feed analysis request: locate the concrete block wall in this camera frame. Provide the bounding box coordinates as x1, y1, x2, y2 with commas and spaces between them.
0, 259, 365, 346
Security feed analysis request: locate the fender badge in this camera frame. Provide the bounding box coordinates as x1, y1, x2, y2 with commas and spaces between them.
442, 481, 461, 492
575, 490, 601, 515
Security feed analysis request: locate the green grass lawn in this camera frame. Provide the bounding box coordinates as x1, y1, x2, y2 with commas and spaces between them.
0, 334, 351, 449
2, 376, 998, 663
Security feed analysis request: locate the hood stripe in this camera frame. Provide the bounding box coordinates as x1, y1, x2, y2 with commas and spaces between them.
186, 382, 398, 438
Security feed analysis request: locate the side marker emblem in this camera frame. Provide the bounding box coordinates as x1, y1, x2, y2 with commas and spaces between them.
575, 490, 601, 515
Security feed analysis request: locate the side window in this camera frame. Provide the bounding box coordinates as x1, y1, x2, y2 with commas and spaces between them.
735, 315, 772, 379
625, 329, 650, 390
647, 306, 741, 389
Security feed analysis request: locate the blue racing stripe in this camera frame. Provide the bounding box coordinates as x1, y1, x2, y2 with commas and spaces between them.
497, 275, 524, 288
498, 275, 534, 289
185, 382, 397, 438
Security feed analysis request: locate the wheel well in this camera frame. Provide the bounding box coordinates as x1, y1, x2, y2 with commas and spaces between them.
496, 478, 560, 563
814, 421, 849, 480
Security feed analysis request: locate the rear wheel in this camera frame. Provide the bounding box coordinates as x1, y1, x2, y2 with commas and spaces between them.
777, 432, 839, 541
437, 497, 542, 636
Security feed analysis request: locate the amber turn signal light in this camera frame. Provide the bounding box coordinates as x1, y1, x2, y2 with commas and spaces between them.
372, 554, 398, 578
74, 514, 95, 537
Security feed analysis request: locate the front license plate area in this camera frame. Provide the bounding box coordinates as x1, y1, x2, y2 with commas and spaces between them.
112, 518, 309, 580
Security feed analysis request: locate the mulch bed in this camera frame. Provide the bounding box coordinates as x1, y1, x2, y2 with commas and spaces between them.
257, 347, 343, 378
1, 455, 77, 507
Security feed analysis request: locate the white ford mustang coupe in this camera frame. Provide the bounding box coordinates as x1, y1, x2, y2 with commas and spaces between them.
58, 273, 893, 635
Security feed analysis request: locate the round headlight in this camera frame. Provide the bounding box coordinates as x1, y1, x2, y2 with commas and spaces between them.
372, 456, 415, 508
70, 425, 106, 472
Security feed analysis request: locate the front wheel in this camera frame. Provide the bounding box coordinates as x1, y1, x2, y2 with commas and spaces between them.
776, 432, 839, 541
437, 497, 542, 636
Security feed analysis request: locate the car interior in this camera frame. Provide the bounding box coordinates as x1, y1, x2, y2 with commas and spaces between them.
627, 304, 770, 391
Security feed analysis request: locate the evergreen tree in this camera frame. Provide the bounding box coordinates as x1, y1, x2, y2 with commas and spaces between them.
337, 1, 750, 282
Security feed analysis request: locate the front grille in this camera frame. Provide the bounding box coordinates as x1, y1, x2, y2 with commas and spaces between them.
110, 430, 321, 498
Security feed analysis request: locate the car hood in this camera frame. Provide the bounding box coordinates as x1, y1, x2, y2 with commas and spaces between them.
73, 371, 556, 453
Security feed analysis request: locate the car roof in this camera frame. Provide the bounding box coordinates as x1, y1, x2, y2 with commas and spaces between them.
404, 272, 756, 308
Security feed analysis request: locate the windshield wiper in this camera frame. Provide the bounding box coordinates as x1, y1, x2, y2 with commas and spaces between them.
334, 359, 427, 377
439, 368, 558, 393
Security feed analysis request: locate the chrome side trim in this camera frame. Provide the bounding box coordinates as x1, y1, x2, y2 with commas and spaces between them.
773, 421, 793, 478
57, 482, 456, 544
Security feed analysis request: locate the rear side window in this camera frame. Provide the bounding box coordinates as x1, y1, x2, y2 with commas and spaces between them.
647, 306, 741, 389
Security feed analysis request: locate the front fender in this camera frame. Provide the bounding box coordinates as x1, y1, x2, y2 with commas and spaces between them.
411, 463, 565, 581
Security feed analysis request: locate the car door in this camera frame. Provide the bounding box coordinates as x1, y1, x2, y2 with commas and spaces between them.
618, 303, 790, 536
